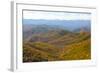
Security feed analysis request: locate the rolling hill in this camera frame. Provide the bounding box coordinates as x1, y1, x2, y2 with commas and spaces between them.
23, 19, 91, 62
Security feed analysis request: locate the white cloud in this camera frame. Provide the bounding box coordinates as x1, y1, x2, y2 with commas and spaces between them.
23, 11, 91, 20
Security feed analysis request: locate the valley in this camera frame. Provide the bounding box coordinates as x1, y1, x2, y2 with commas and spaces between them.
23, 21, 91, 62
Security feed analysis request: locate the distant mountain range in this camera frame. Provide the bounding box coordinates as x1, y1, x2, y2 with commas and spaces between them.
23, 19, 91, 31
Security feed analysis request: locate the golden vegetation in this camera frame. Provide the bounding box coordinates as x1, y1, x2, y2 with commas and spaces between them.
23, 30, 91, 62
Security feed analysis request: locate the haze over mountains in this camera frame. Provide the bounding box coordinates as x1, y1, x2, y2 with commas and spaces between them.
23, 19, 90, 31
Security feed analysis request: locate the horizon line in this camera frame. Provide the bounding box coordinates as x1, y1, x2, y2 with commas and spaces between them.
23, 19, 91, 21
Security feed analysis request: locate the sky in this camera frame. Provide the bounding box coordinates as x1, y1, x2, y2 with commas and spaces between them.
23, 10, 91, 20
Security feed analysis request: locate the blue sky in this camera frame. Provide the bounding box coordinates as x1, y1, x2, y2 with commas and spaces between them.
23, 11, 91, 20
